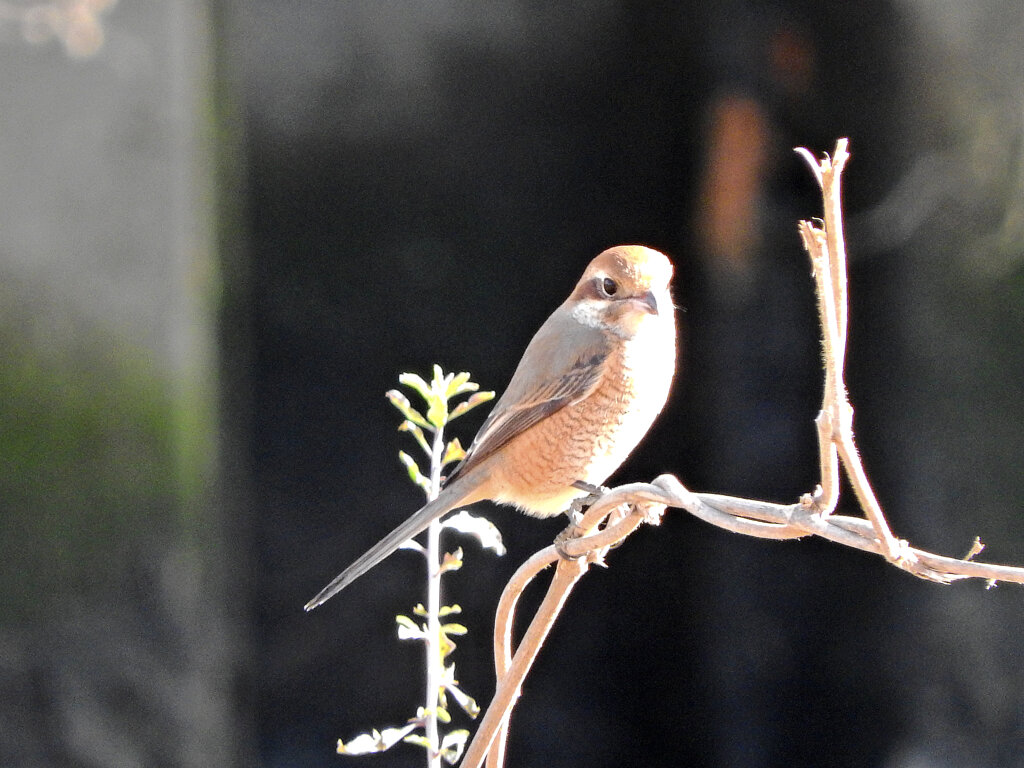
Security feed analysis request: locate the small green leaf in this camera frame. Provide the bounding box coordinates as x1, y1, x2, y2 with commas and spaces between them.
439, 547, 464, 574
440, 730, 471, 764
441, 623, 469, 636
412, 603, 427, 616
402, 734, 433, 751
398, 420, 431, 454
398, 451, 431, 492
426, 396, 448, 429
337, 723, 419, 755
448, 390, 495, 421
439, 634, 457, 658
445, 371, 475, 398
386, 389, 432, 430
431, 364, 448, 390
438, 604, 462, 617
440, 664, 480, 718
398, 372, 433, 403
445, 684, 479, 718
396, 615, 426, 641
442, 438, 466, 467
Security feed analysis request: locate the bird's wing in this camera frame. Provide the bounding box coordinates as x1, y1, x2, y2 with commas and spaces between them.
445, 311, 609, 484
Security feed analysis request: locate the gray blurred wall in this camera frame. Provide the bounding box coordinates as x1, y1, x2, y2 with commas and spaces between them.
0, 1, 245, 765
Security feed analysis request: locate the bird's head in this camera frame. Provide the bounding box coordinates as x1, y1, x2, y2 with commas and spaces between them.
569, 245, 675, 337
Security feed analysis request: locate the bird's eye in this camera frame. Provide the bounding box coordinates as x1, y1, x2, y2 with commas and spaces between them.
601, 277, 618, 297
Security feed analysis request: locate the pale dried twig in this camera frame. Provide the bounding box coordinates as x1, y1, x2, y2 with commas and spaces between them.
461, 139, 1024, 768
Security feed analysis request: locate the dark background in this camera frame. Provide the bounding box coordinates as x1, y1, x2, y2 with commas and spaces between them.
2, 1, 1022, 767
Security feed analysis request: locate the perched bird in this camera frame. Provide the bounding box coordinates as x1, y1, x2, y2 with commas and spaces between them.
305, 245, 677, 611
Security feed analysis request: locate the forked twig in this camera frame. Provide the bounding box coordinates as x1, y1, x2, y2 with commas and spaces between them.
460, 139, 1024, 768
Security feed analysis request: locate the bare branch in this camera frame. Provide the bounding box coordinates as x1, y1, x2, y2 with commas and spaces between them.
461, 139, 1024, 768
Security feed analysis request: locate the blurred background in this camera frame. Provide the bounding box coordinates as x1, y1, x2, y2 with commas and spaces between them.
1, 1, 1022, 766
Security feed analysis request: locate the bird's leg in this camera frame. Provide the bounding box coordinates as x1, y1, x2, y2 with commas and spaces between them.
566, 480, 610, 529
570, 480, 610, 512
555, 481, 615, 560
553, 524, 584, 560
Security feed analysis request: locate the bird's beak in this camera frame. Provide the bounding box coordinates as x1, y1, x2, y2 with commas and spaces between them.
633, 289, 660, 315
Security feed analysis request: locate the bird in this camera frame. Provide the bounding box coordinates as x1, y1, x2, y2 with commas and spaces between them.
304, 245, 677, 611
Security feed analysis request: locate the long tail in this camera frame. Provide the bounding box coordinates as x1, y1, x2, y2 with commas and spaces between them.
304, 480, 474, 611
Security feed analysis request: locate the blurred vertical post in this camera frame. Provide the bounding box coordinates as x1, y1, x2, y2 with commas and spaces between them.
0, 1, 246, 765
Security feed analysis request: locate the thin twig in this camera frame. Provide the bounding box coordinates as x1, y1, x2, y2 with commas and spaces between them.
424, 413, 447, 767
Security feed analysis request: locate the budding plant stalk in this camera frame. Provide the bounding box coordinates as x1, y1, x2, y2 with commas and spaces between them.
335, 366, 502, 766
423, 393, 447, 768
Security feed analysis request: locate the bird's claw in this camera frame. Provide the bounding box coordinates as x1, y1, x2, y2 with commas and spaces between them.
572, 480, 610, 497
569, 480, 610, 518
554, 524, 584, 560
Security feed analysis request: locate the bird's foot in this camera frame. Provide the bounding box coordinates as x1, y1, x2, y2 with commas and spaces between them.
554, 524, 582, 560
558, 481, 613, 562
569, 480, 610, 518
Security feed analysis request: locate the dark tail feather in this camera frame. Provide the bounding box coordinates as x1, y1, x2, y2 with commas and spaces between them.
304, 482, 470, 611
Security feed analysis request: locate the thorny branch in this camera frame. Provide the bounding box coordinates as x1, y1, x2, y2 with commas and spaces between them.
460, 139, 1024, 768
